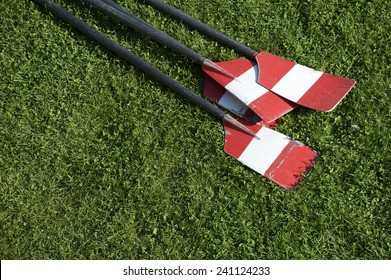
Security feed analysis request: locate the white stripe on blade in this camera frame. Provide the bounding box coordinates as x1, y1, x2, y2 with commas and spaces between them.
238, 127, 291, 175
272, 64, 323, 102
225, 65, 269, 104
218, 91, 248, 117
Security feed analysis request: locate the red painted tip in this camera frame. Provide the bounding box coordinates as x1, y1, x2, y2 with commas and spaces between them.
264, 141, 318, 190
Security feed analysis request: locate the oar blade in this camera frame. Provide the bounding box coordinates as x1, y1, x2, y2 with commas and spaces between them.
256, 52, 356, 111
223, 118, 318, 189
204, 75, 278, 126
202, 58, 296, 122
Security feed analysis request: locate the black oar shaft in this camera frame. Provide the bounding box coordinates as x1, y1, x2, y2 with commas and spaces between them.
93, 0, 237, 80
85, 0, 205, 66
144, 0, 258, 58
31, 0, 226, 122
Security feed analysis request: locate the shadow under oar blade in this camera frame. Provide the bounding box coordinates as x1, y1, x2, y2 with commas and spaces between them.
223, 117, 318, 189
256, 52, 356, 112
202, 58, 297, 123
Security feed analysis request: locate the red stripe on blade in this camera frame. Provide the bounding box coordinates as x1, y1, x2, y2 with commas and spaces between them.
248, 91, 296, 123
256, 52, 295, 88
202, 58, 254, 86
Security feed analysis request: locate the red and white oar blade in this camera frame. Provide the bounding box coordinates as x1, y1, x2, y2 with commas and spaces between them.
223, 118, 318, 189
203, 75, 267, 125
256, 52, 356, 111
202, 58, 296, 122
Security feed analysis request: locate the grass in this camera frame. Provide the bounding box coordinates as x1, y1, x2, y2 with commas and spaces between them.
0, 0, 390, 259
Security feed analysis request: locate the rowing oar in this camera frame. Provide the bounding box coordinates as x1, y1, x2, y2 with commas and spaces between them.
31, 0, 318, 189
84, 0, 296, 123
144, 0, 356, 112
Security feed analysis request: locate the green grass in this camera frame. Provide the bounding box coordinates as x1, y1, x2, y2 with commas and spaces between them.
0, 0, 390, 259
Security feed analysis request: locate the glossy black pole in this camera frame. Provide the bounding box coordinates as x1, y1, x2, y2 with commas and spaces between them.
144, 0, 258, 58
88, 0, 238, 80
85, 0, 206, 66
30, 0, 225, 122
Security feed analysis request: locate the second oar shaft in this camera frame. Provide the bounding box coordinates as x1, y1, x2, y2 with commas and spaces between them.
144, 0, 258, 58
85, 0, 206, 65
94, 0, 237, 80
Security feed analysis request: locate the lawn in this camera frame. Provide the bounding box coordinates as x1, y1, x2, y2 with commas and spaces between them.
0, 0, 390, 259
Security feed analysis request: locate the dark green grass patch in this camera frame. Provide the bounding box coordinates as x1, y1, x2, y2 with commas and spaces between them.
0, 0, 390, 259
